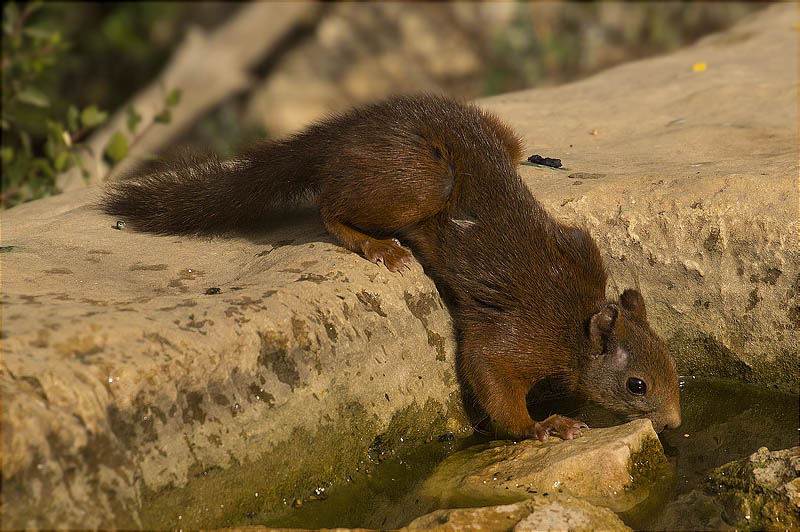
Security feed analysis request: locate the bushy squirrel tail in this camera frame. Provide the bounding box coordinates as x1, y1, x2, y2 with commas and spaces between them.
101, 140, 320, 235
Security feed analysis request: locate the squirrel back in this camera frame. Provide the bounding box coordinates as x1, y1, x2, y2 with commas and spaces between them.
103, 94, 680, 440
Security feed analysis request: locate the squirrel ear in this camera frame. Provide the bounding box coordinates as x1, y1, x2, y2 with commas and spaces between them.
620, 289, 647, 321
606, 344, 630, 368
589, 304, 618, 348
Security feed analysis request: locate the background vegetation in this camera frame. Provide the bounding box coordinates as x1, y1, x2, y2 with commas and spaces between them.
1, 1, 762, 208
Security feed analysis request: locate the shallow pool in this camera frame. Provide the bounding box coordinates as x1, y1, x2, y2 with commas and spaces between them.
247, 377, 797, 529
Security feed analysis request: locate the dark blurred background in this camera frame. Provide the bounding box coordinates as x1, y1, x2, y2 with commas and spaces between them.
1, 1, 766, 207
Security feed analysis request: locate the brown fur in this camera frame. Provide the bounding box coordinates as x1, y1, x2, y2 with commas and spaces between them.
102, 94, 680, 439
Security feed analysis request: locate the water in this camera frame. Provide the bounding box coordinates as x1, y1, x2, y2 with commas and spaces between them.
640, 377, 799, 530
246, 377, 797, 529
254, 433, 483, 529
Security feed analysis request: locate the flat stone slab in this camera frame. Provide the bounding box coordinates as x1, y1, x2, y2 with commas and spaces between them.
480, 3, 798, 390
420, 419, 664, 513
1, 3, 797, 529
403, 496, 631, 532
1, 194, 467, 529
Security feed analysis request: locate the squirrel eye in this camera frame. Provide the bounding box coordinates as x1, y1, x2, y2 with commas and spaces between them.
627, 377, 646, 396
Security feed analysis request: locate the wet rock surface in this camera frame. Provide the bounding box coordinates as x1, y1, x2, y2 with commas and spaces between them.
652, 446, 800, 531
420, 419, 666, 514
1, 3, 797, 529
707, 446, 799, 531
403, 496, 631, 531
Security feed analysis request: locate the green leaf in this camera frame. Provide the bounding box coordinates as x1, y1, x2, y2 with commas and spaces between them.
80, 105, 108, 128
54, 150, 70, 171
154, 109, 171, 124
126, 106, 142, 133
1, 146, 14, 165
105, 131, 128, 163
67, 105, 79, 132
45, 119, 65, 138
166, 88, 181, 107
17, 87, 50, 108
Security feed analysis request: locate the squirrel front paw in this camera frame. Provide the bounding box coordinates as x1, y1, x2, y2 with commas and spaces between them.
362, 238, 412, 272
526, 414, 588, 441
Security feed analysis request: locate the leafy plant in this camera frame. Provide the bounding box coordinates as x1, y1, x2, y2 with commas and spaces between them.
2, 1, 75, 205
1, 1, 181, 208
103, 86, 181, 166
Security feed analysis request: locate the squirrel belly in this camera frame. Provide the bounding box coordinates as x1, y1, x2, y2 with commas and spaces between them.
102, 94, 681, 440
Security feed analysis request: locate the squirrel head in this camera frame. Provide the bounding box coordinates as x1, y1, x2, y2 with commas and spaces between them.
579, 288, 681, 432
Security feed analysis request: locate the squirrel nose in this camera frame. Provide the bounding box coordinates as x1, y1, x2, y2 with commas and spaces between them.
663, 407, 681, 430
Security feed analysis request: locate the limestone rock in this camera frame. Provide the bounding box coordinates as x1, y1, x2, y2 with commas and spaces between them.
420, 419, 666, 513
708, 446, 800, 531
1, 191, 467, 529
403, 496, 631, 531
652, 446, 800, 531
1, 3, 797, 529
481, 2, 798, 391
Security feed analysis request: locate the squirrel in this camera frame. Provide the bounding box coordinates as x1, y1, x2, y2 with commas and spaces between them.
102, 94, 681, 440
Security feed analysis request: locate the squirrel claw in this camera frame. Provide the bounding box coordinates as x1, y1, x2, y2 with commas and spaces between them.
530, 414, 587, 441
529, 424, 549, 441
362, 238, 412, 273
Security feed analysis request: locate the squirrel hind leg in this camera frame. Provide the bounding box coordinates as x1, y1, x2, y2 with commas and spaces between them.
320, 210, 412, 272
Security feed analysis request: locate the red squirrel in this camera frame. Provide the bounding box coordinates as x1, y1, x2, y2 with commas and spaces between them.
103, 94, 681, 440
